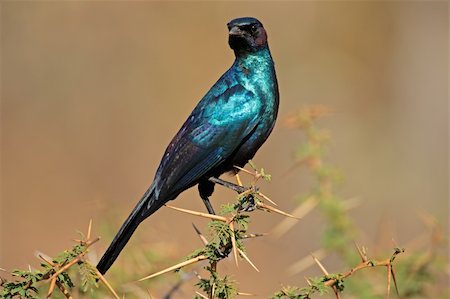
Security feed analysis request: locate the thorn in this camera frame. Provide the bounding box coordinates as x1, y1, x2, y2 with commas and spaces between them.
165, 205, 228, 222
287, 249, 327, 276
234, 165, 254, 176
229, 221, 239, 268
47, 277, 57, 298
386, 264, 392, 299
391, 267, 400, 296
241, 233, 268, 239
354, 242, 367, 262
334, 289, 341, 299
237, 291, 255, 296
37, 253, 55, 266
257, 202, 299, 219
195, 291, 209, 299
235, 173, 243, 186
256, 192, 278, 206
48, 256, 82, 281
138, 255, 207, 281
252, 172, 262, 185
272, 196, 317, 237
238, 248, 259, 272
248, 160, 257, 171
305, 277, 312, 286
362, 246, 368, 259
87, 219, 93, 240
312, 255, 329, 275
94, 267, 120, 299
86, 236, 101, 247
192, 223, 208, 245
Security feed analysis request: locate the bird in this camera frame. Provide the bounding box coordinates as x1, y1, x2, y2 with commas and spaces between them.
97, 16, 279, 275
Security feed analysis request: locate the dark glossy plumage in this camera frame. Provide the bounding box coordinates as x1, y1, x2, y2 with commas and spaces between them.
97, 17, 279, 275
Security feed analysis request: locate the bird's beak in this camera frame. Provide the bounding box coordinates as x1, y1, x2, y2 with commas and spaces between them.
229, 26, 243, 36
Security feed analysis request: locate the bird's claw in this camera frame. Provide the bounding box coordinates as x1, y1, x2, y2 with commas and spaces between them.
237, 194, 256, 212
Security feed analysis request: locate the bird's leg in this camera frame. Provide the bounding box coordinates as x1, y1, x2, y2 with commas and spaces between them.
201, 195, 216, 215
208, 177, 259, 212
208, 177, 247, 194
198, 181, 216, 215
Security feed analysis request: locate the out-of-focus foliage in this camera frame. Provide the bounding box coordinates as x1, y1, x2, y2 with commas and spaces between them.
271, 106, 448, 299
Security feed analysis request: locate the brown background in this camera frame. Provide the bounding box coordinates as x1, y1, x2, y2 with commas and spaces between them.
1, 1, 448, 298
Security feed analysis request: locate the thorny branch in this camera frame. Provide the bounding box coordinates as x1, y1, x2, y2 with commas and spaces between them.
0, 220, 120, 299
139, 162, 296, 298
272, 247, 405, 299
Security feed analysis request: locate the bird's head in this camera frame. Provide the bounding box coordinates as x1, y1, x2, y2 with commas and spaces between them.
227, 17, 268, 56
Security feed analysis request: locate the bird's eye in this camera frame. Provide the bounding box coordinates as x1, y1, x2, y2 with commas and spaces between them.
251, 24, 258, 33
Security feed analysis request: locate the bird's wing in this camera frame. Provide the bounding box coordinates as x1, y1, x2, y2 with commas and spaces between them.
153, 84, 261, 200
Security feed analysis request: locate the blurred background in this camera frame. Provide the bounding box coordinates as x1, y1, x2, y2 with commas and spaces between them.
1, 1, 448, 298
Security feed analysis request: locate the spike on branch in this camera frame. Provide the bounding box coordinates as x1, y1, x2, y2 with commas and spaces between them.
138, 255, 208, 281
165, 205, 228, 222
257, 202, 299, 219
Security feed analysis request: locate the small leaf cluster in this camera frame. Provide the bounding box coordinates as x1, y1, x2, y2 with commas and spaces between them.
0, 269, 43, 299
270, 279, 329, 299
195, 266, 237, 299
0, 237, 100, 298
78, 261, 99, 293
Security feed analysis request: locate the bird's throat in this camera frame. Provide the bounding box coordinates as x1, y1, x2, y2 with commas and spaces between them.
235, 47, 274, 76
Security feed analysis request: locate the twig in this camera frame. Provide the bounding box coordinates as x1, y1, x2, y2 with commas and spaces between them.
320, 248, 405, 288
48, 256, 82, 282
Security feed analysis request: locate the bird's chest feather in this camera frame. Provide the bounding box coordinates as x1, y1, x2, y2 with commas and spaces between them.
239, 70, 277, 116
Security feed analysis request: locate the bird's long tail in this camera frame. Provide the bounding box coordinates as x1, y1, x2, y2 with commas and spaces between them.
96, 185, 162, 275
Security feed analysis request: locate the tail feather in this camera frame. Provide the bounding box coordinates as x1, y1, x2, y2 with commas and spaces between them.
96, 186, 162, 275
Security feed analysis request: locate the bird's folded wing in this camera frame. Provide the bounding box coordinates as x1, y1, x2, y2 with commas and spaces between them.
153, 116, 257, 200
152, 80, 262, 201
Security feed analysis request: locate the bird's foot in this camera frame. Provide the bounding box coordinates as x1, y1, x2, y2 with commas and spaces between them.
237, 194, 256, 212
